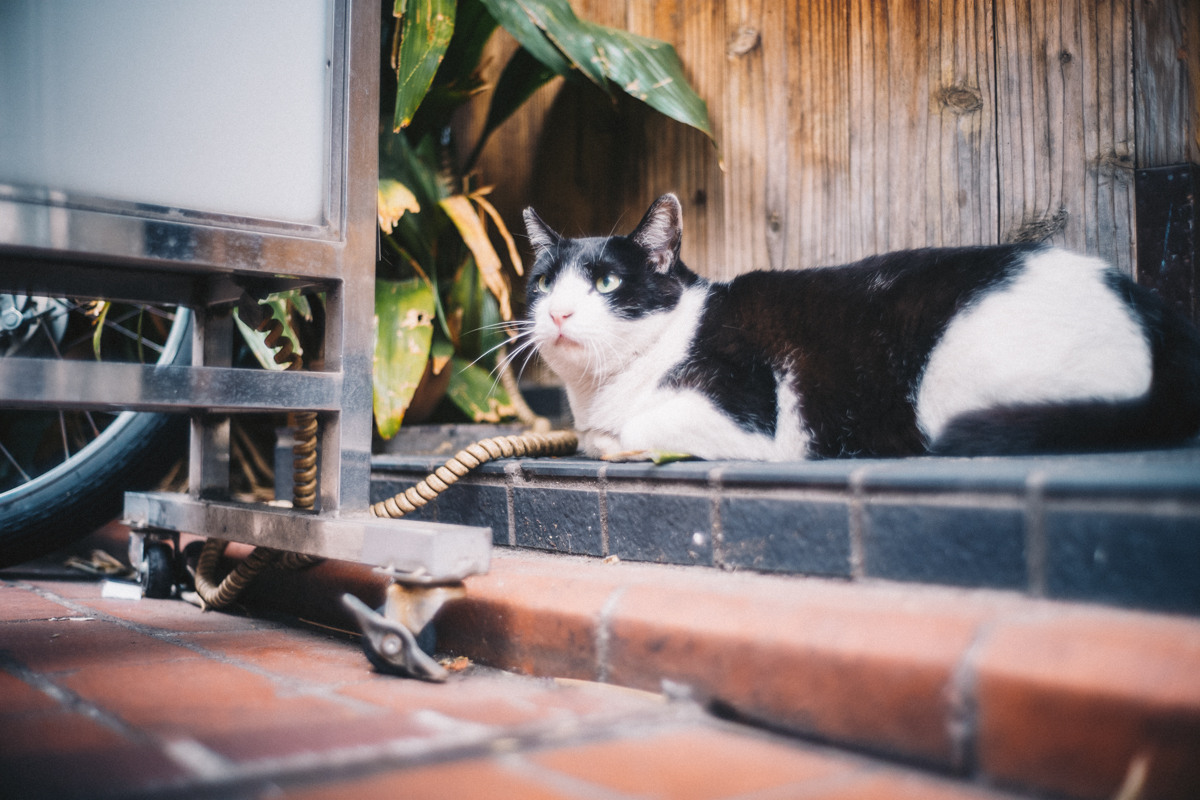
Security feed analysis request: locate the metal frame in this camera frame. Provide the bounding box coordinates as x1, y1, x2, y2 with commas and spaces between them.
0, 0, 491, 582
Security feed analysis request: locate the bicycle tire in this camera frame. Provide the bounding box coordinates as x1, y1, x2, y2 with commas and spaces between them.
0, 310, 192, 569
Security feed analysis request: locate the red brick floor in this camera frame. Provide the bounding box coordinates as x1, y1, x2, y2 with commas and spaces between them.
1, 565, 1036, 799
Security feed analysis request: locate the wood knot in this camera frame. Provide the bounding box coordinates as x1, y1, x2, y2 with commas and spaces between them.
935, 84, 983, 114
727, 27, 760, 58
1059, 50, 1073, 64
1007, 205, 1068, 244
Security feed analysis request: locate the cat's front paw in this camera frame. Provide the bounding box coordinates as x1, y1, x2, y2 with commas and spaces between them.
579, 429, 623, 459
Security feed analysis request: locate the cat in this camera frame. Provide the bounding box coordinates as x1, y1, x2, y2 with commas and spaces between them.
520, 193, 1200, 461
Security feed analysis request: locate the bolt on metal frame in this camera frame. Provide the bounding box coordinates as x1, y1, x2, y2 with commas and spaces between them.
0, 0, 490, 582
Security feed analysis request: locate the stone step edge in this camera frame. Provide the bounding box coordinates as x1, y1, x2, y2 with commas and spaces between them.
239, 545, 1200, 800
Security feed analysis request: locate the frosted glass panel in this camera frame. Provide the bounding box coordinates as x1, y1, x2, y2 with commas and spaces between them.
0, 0, 332, 226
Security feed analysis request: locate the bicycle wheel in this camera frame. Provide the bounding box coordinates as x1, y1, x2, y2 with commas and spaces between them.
0, 300, 191, 568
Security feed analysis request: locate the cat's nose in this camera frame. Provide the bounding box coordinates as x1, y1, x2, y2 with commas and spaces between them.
550, 310, 572, 327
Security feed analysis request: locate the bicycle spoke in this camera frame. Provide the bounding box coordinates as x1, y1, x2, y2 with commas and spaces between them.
41, 320, 64, 359
0, 439, 31, 483
83, 410, 100, 438
58, 411, 71, 462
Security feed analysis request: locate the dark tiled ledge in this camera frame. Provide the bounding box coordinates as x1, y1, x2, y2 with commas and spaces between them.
371, 443, 1200, 615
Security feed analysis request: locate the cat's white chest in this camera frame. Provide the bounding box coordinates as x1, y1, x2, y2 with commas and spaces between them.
551, 287, 803, 461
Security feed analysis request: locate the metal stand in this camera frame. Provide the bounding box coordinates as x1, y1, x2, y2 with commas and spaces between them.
0, 0, 491, 586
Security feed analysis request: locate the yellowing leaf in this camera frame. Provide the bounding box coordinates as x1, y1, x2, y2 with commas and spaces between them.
440, 195, 512, 320
447, 357, 516, 423
378, 179, 420, 234
471, 191, 524, 276
374, 279, 435, 439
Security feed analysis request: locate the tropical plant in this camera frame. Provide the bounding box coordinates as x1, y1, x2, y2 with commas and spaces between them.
245, 0, 715, 440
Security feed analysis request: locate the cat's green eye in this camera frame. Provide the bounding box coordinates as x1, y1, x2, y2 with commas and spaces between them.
595, 274, 622, 294
536, 275, 549, 292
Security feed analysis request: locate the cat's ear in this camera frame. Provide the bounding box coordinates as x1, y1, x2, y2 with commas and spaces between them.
523, 207, 560, 257
630, 193, 682, 272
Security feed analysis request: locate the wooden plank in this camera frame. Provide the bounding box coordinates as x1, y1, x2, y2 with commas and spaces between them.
994, 0, 1136, 274
1133, 0, 1200, 167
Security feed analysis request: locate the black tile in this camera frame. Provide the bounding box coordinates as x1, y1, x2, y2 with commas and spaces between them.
369, 479, 438, 522
863, 503, 1026, 589
607, 491, 712, 566
435, 482, 510, 545
719, 497, 851, 576
520, 458, 605, 479
512, 487, 603, 556
858, 458, 1034, 494
1041, 464, 1200, 499
718, 460, 865, 489
1046, 510, 1200, 614
602, 460, 718, 482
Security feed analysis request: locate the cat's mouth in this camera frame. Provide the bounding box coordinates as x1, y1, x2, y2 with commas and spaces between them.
551, 332, 582, 348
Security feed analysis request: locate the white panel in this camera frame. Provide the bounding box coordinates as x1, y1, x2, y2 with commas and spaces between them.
0, 0, 332, 225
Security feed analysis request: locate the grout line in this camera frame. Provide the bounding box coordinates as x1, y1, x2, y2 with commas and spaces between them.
594, 586, 627, 684
597, 464, 610, 557
945, 619, 997, 776
504, 461, 522, 547
1025, 470, 1048, 597
848, 467, 869, 580
11, 581, 383, 716
708, 466, 726, 569
498, 753, 639, 800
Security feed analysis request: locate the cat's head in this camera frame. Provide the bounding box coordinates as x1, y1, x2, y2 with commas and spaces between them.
521, 194, 699, 381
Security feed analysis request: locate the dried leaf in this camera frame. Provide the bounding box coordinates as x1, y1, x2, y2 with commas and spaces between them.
374, 279, 436, 439
378, 179, 420, 234
471, 191, 524, 276
440, 195, 512, 320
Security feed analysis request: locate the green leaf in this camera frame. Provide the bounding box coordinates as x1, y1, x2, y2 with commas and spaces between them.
233, 308, 289, 372
477, 0, 571, 77
393, 0, 457, 131
587, 24, 714, 141
515, 0, 607, 89
447, 356, 516, 423
433, 0, 498, 90
374, 279, 436, 439
92, 301, 110, 361
468, 46, 557, 167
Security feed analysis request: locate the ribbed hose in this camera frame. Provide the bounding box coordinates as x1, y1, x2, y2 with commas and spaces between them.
194, 316, 576, 608
193, 317, 319, 609
371, 430, 577, 519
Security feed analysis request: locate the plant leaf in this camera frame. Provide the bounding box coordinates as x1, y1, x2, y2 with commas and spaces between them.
587, 23, 714, 142
374, 279, 436, 439
478, 0, 571, 77
447, 356, 516, 423
430, 328, 455, 375
439, 195, 512, 320
515, 0, 607, 90
92, 301, 110, 361
393, 0, 457, 131
472, 191, 524, 275
378, 179, 420, 234
233, 308, 289, 372
464, 45, 558, 171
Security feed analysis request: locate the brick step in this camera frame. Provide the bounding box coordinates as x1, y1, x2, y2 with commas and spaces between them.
246, 546, 1200, 800
371, 440, 1200, 615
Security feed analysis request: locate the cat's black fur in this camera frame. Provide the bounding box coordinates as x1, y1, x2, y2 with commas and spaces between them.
673, 244, 1037, 456
524, 194, 1200, 459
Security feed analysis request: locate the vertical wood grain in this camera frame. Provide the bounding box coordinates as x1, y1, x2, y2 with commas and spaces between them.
1134, 0, 1200, 167
995, 0, 1136, 273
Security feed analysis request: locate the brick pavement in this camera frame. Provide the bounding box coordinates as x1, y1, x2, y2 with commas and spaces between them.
2, 558, 1036, 800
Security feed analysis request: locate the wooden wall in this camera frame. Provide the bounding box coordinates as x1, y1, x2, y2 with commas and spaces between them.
456, 0, 1199, 282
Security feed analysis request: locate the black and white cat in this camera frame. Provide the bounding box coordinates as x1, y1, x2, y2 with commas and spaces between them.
521, 194, 1200, 460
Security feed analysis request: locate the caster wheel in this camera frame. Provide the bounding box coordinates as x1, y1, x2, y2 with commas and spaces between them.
141, 541, 176, 599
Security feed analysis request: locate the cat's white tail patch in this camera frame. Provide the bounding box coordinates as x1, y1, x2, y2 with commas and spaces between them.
915, 248, 1152, 443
